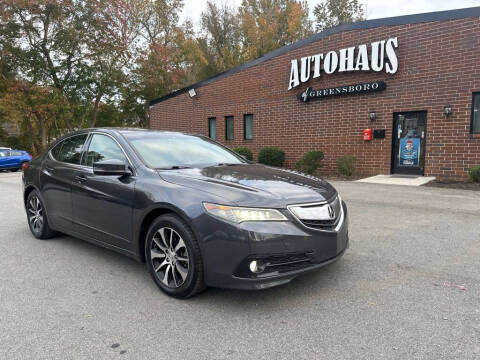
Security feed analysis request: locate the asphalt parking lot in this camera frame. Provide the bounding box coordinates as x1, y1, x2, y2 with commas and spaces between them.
0, 171, 479, 360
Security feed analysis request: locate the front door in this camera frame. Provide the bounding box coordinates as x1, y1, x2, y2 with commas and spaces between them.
72, 133, 135, 249
392, 111, 427, 175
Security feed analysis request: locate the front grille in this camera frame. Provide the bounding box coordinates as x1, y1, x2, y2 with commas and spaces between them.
288, 196, 342, 231
264, 253, 310, 265
300, 218, 339, 230
234, 253, 313, 278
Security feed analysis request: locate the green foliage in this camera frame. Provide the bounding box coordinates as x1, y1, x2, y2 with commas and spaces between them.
199, 2, 245, 75
337, 155, 357, 177
232, 147, 253, 161
258, 147, 285, 167
239, 0, 313, 58
469, 165, 480, 182
295, 151, 324, 175
314, 0, 365, 32
0, 0, 315, 149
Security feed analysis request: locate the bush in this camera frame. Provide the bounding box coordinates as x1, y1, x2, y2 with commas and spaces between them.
337, 155, 357, 177
232, 147, 253, 161
258, 147, 285, 167
469, 165, 480, 182
295, 151, 324, 175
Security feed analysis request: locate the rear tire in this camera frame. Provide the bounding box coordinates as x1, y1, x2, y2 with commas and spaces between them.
26, 190, 58, 239
145, 214, 205, 299
9, 168, 19, 172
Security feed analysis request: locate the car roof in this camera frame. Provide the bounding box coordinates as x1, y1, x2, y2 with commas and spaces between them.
64, 127, 198, 137
48, 128, 204, 151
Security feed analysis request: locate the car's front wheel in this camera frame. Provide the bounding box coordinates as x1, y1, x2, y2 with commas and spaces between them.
26, 190, 57, 239
145, 214, 205, 299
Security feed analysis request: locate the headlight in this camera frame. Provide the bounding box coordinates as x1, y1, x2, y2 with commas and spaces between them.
203, 203, 287, 223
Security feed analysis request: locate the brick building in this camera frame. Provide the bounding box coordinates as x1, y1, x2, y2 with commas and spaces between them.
149, 7, 480, 180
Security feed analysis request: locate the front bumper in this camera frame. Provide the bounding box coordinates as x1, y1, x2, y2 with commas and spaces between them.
195, 201, 349, 290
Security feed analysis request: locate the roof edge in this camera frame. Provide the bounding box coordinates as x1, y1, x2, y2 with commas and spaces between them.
149, 6, 480, 106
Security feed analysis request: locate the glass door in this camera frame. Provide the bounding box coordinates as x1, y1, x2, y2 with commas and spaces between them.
392, 111, 427, 175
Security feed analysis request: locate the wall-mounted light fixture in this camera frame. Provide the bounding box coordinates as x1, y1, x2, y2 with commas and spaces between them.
369, 109, 376, 121
443, 104, 452, 118
188, 88, 197, 98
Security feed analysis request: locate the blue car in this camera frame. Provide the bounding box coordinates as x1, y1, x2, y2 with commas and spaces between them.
0, 149, 32, 171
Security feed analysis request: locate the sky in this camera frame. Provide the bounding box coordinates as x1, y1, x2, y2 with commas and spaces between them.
181, 0, 480, 30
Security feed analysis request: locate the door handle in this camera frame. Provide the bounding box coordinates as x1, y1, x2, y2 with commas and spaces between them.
74, 175, 87, 183
45, 166, 55, 173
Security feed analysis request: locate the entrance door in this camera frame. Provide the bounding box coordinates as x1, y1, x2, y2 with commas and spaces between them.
392, 111, 427, 175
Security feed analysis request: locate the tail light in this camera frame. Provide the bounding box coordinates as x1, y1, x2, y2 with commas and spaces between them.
22, 162, 29, 171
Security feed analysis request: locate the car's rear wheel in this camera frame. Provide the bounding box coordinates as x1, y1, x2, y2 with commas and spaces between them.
145, 214, 205, 298
9, 168, 19, 172
26, 190, 57, 239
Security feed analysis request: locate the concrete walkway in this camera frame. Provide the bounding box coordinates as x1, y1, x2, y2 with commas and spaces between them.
356, 174, 436, 186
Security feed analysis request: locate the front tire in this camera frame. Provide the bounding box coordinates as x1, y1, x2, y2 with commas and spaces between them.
26, 190, 57, 239
145, 214, 205, 299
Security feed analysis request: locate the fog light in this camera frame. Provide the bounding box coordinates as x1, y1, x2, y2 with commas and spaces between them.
249, 260, 264, 273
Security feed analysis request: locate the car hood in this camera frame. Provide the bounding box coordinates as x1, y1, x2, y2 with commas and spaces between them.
157, 164, 336, 208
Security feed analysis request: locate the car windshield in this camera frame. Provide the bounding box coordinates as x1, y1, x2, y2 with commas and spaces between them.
123, 131, 247, 169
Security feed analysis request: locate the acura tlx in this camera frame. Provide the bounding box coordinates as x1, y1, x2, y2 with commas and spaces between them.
23, 128, 348, 298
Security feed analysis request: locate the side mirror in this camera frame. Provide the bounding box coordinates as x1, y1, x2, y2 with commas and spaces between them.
93, 159, 130, 176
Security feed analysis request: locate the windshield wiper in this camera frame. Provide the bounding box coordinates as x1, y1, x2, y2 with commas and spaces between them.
156, 165, 192, 170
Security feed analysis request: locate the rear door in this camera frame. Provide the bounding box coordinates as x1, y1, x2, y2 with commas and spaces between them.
71, 133, 136, 249
40, 134, 88, 230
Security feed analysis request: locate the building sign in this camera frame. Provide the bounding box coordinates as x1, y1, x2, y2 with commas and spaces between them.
298, 81, 386, 102
288, 37, 399, 90
399, 138, 420, 166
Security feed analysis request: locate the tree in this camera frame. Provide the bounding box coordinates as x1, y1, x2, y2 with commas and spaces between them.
239, 0, 312, 59
120, 0, 193, 127
1, 0, 89, 130
199, 1, 245, 74
81, 0, 137, 127
0, 80, 68, 153
313, 0, 365, 32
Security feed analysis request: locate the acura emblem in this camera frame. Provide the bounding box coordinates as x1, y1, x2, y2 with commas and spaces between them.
327, 205, 335, 219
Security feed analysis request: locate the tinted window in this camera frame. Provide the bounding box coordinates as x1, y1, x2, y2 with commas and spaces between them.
123, 132, 246, 169
11, 151, 23, 156
472, 93, 480, 134
84, 134, 127, 167
56, 135, 88, 164
208, 117, 216, 140
244, 114, 253, 140
225, 116, 234, 140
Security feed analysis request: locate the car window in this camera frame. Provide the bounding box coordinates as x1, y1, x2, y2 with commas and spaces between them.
50, 142, 63, 160
84, 134, 127, 167
11, 151, 23, 156
56, 134, 88, 164
0, 151, 9, 157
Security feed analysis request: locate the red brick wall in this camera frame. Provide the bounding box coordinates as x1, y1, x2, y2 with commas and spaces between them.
150, 17, 480, 180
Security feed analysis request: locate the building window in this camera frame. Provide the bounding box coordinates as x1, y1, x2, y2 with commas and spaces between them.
208, 117, 216, 140
472, 93, 480, 134
225, 116, 234, 140
244, 114, 254, 140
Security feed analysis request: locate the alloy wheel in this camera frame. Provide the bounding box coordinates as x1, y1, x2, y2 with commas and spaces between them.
150, 227, 190, 288
28, 196, 44, 234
